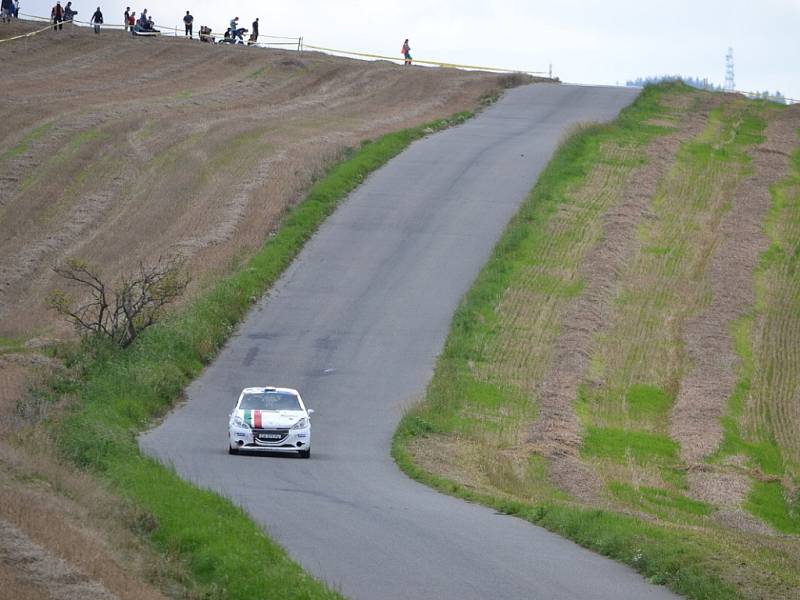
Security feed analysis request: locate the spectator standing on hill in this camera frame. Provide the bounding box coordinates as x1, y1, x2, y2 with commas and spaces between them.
1, 0, 12, 23
124, 6, 129, 26
228, 15, 238, 37
183, 10, 193, 37
402, 39, 411, 65
51, 0, 64, 30
63, 1, 76, 22
251, 17, 258, 40
90, 6, 103, 33
127, 10, 135, 33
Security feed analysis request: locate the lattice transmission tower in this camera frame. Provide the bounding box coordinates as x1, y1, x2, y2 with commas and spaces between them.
724, 47, 735, 92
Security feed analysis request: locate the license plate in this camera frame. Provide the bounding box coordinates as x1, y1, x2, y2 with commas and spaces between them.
258, 433, 282, 440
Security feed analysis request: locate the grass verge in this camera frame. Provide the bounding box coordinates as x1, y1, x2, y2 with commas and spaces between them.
43, 110, 474, 598
393, 83, 743, 599
393, 438, 736, 599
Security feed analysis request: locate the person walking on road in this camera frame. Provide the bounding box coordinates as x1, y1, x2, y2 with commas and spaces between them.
90, 6, 103, 33
183, 10, 193, 38
402, 38, 412, 65
51, 0, 64, 30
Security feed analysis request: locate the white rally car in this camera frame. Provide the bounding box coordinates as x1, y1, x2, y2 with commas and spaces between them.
228, 386, 313, 458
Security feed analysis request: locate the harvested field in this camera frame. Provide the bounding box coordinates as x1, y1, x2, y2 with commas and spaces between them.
399, 84, 800, 598
0, 20, 513, 337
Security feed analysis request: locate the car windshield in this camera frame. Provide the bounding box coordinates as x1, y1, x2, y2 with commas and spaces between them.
240, 391, 301, 411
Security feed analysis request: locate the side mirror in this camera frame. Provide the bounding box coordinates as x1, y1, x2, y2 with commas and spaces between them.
307, 408, 315, 416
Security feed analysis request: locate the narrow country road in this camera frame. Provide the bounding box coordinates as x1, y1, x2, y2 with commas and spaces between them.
141, 83, 677, 599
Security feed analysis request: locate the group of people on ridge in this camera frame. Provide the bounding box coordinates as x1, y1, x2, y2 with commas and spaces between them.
48, 2, 103, 33
38, 4, 415, 66
122, 6, 157, 34
196, 15, 259, 44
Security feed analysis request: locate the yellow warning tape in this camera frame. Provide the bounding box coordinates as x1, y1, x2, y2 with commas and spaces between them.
0, 18, 74, 44
301, 43, 550, 76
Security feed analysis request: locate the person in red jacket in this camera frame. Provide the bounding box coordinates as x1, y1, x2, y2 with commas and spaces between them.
402, 39, 412, 65
51, 0, 64, 30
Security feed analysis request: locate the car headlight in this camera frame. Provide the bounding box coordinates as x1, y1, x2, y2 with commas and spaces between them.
231, 415, 250, 429
291, 417, 308, 430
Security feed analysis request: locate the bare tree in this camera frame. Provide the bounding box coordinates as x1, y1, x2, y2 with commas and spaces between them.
48, 257, 189, 348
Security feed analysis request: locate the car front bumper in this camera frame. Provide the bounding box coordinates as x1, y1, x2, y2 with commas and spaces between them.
228, 425, 310, 453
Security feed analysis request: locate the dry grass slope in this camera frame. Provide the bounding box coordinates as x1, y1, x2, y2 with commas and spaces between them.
0, 20, 510, 337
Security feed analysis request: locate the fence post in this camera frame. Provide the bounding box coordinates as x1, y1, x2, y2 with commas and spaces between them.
548, 64, 552, 79
297, 36, 302, 53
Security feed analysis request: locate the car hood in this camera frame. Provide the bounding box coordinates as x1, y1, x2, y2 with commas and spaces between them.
237, 409, 305, 429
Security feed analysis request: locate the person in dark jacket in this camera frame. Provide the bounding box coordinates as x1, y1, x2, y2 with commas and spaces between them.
251, 17, 258, 40
51, 1, 64, 30
1, 0, 13, 23
63, 1, 77, 21
183, 10, 193, 37
90, 6, 103, 33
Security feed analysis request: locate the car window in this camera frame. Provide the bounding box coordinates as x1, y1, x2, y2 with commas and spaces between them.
240, 391, 301, 411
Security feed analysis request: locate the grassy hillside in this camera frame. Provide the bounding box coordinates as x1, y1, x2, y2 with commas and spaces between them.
0, 20, 520, 599
396, 83, 800, 599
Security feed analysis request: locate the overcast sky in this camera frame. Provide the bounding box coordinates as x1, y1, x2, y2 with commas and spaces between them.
22, 0, 800, 99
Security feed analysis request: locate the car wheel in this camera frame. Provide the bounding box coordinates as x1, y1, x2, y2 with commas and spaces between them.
228, 444, 239, 455
299, 448, 311, 459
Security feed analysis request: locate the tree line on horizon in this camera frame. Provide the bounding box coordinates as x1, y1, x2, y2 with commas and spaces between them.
626, 75, 789, 104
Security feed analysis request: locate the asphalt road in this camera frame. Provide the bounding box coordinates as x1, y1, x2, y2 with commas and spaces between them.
141, 83, 678, 599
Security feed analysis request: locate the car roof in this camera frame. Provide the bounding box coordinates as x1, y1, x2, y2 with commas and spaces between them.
240, 386, 300, 395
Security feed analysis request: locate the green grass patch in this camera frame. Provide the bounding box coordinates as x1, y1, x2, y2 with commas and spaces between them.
626, 384, 673, 422
0, 336, 29, 354
609, 481, 713, 519
49, 111, 477, 597
746, 481, 800, 534
247, 66, 267, 79
582, 427, 679, 464
21, 128, 107, 193
2, 121, 54, 160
